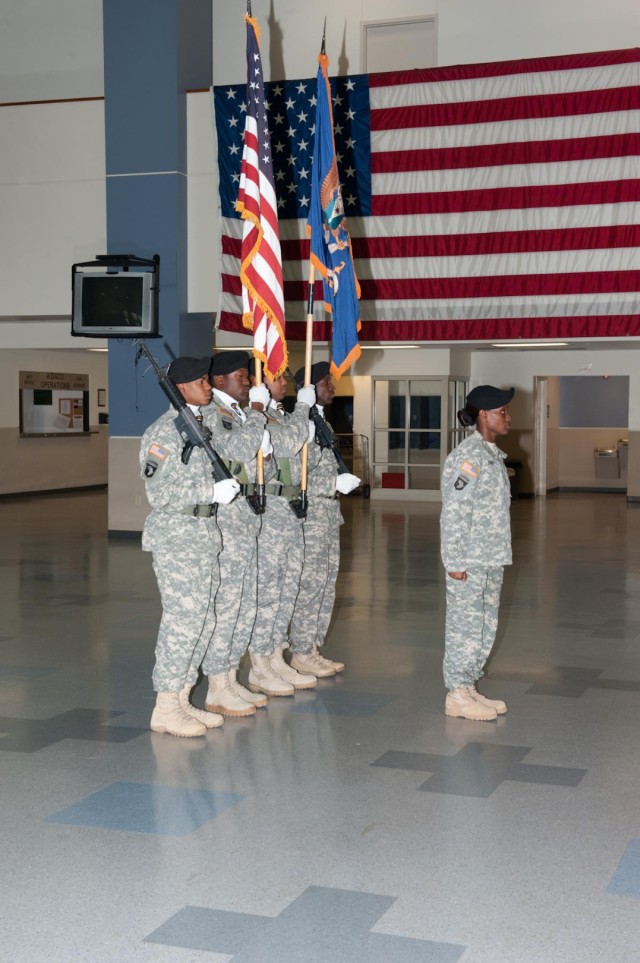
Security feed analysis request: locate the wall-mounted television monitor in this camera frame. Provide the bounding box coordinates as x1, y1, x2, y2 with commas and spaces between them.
71, 268, 158, 338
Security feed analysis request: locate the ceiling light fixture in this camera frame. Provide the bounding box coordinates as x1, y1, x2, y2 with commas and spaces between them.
491, 342, 569, 348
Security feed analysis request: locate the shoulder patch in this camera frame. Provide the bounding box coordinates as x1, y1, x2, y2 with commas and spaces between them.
460, 461, 479, 478
148, 443, 167, 460
144, 462, 158, 478
222, 418, 233, 430
454, 476, 468, 491
217, 406, 234, 417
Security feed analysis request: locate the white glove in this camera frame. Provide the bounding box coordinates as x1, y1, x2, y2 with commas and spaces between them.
213, 477, 241, 505
307, 421, 316, 444
249, 384, 270, 408
297, 385, 316, 408
335, 472, 361, 495
260, 429, 273, 457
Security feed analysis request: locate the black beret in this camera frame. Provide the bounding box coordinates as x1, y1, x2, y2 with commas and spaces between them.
210, 350, 250, 377
294, 361, 331, 388
167, 356, 211, 384
466, 385, 515, 410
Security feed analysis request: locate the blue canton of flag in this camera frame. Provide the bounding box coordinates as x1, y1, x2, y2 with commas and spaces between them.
216, 72, 370, 220
307, 52, 361, 378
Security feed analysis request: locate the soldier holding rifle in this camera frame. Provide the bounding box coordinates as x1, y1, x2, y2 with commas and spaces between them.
140, 355, 240, 738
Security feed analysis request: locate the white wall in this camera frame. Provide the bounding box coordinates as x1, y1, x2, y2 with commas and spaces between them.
471, 348, 640, 495
0, 0, 104, 102
0, 348, 108, 494
0, 100, 106, 323
3, 0, 638, 104
437, 0, 639, 65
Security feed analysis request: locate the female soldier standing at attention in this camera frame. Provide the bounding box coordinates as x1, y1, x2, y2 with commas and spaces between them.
440, 385, 514, 722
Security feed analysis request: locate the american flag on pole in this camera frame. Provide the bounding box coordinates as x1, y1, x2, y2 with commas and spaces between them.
234, 12, 287, 378
215, 48, 640, 343
308, 51, 361, 378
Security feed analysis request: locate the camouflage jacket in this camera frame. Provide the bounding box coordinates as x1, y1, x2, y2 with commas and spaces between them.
306, 409, 339, 498
440, 430, 512, 571
264, 401, 311, 488
203, 393, 275, 529
139, 407, 220, 552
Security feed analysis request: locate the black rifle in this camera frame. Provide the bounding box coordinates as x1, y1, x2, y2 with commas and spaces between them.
136, 341, 264, 515
288, 368, 350, 475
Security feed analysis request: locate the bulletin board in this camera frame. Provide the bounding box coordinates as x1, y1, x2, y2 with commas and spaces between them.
19, 371, 90, 437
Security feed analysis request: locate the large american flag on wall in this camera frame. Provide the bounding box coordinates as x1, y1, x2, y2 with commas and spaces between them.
214, 48, 640, 343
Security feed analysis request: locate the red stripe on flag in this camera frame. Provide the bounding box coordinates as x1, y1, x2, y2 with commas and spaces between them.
372, 180, 640, 216
371, 86, 640, 132
229, 225, 640, 262
358, 270, 640, 301
372, 134, 640, 174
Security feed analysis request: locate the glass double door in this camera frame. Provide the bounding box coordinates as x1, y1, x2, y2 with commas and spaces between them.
372, 377, 468, 493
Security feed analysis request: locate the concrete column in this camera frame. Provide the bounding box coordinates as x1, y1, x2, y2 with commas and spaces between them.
103, 0, 212, 532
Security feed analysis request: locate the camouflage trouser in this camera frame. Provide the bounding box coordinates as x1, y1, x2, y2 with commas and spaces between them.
443, 566, 504, 690
196, 519, 259, 677
251, 496, 304, 656
150, 544, 220, 692
289, 499, 341, 654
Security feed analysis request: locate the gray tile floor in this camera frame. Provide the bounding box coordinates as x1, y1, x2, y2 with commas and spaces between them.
2, 490, 640, 962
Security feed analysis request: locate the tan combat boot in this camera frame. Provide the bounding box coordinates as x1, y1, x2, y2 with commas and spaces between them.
150, 691, 207, 737
445, 687, 497, 722
205, 672, 256, 717
227, 668, 268, 708
312, 643, 345, 673
248, 653, 296, 697
290, 649, 336, 678
179, 684, 224, 728
468, 686, 508, 715
270, 646, 318, 689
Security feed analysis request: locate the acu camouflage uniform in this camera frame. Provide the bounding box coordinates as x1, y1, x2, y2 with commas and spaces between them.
249, 399, 310, 656
189, 393, 272, 679
289, 408, 343, 655
440, 429, 512, 690
140, 407, 222, 693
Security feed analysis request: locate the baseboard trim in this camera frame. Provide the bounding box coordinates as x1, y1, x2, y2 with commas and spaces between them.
558, 486, 626, 494
0, 484, 107, 500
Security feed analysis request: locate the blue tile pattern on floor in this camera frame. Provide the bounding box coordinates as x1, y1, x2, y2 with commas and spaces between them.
0, 708, 147, 752
289, 689, 396, 716
372, 743, 587, 797
46, 781, 246, 835
608, 840, 640, 897
145, 886, 466, 961
7, 492, 640, 962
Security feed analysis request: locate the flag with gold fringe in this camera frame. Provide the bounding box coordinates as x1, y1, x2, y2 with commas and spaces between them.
235, 12, 287, 379
307, 52, 361, 378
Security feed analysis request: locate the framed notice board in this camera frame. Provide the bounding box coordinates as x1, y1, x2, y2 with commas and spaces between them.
19, 371, 90, 437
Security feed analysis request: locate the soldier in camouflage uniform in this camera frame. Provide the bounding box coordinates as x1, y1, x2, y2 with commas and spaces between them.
140, 356, 241, 738
440, 384, 514, 721
287, 362, 360, 678
246, 361, 319, 695
188, 350, 274, 718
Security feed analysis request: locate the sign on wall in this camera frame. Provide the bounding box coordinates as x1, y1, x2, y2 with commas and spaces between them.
19, 371, 90, 437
